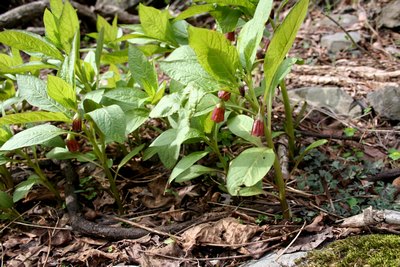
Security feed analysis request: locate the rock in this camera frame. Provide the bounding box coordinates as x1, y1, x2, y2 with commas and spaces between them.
377, 0, 400, 29
243, 251, 307, 267
320, 32, 361, 53
288, 86, 362, 117
367, 86, 400, 120
318, 14, 358, 28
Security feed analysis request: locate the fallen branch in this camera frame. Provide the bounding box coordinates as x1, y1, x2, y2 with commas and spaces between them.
340, 206, 400, 227
63, 160, 228, 240
0, 1, 48, 29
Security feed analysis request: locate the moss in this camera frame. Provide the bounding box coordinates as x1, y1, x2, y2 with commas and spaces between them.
295, 234, 400, 267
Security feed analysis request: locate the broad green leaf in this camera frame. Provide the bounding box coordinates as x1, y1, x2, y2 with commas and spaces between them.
169, 151, 209, 183
193, 0, 256, 9
1, 61, 56, 74
0, 124, 66, 151
47, 75, 77, 110
86, 105, 126, 143
171, 20, 189, 45
17, 75, 67, 113
138, 4, 177, 46
128, 45, 158, 97
0, 79, 15, 101
159, 45, 219, 92
95, 27, 105, 71
13, 175, 40, 203
46, 147, 97, 161
101, 49, 128, 64
150, 128, 177, 147
237, 0, 272, 71
0, 53, 22, 71
188, 27, 239, 85
211, 6, 241, 33
0, 30, 63, 60
227, 115, 262, 146
270, 57, 298, 95
149, 93, 181, 118
0, 111, 71, 126
59, 0, 79, 52
43, 8, 60, 46
175, 165, 218, 183
173, 4, 215, 22
97, 15, 118, 43
50, 0, 63, 18
103, 88, 147, 110
264, 0, 308, 95
0, 127, 12, 145
125, 108, 149, 134
227, 147, 275, 196
234, 181, 264, 196
0, 191, 13, 209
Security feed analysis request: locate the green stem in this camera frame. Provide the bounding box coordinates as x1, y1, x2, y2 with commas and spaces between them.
85, 125, 123, 213
207, 124, 228, 174
280, 81, 296, 162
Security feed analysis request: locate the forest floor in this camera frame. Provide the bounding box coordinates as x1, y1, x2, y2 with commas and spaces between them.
1, 1, 400, 266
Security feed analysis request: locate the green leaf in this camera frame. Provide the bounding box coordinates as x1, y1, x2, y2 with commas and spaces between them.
50, 0, 63, 18
227, 115, 262, 146
86, 105, 126, 143
292, 139, 328, 172
173, 4, 215, 22
193, 0, 256, 10
211, 6, 241, 33
149, 93, 181, 118
115, 144, 145, 176
188, 27, 239, 85
0, 191, 13, 209
59, 31, 79, 86
43, 8, 60, 46
47, 75, 77, 110
0, 124, 66, 151
139, 4, 177, 46
125, 108, 149, 134
227, 147, 275, 196
97, 15, 118, 44
0, 61, 56, 74
237, 0, 272, 71
128, 45, 158, 98
175, 165, 218, 183
264, 0, 309, 94
103, 88, 147, 110
17, 75, 68, 113
169, 151, 209, 183
159, 45, 219, 92
59, 0, 79, 52
0, 30, 63, 60
0, 111, 71, 126
13, 175, 41, 203
46, 147, 97, 162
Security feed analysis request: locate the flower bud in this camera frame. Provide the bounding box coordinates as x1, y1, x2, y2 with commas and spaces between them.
225, 31, 235, 42
211, 103, 225, 123
218, 90, 231, 101
66, 134, 80, 152
72, 117, 82, 132
251, 116, 264, 137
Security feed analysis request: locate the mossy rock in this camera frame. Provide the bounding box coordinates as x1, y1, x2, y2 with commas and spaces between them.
295, 234, 400, 267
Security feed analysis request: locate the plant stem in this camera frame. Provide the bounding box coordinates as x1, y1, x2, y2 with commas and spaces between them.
279, 81, 296, 162
0, 165, 13, 189
208, 124, 228, 174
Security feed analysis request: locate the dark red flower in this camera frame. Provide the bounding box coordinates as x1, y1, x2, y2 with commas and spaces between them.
251, 117, 264, 137
218, 90, 231, 101
72, 118, 82, 132
66, 135, 80, 152
225, 31, 235, 42
239, 86, 246, 97
211, 103, 225, 123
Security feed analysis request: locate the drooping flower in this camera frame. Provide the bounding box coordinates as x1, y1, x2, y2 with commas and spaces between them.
225, 31, 235, 42
218, 90, 231, 101
72, 113, 82, 132
66, 134, 80, 152
251, 115, 264, 137
211, 103, 225, 123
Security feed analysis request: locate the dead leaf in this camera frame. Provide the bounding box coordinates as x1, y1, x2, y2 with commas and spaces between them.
93, 191, 115, 210
51, 230, 72, 246
181, 217, 262, 251
139, 243, 184, 267
282, 226, 334, 253
304, 212, 326, 232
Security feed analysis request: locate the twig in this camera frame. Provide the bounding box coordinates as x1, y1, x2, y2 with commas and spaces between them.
11, 221, 70, 230
276, 220, 306, 260
208, 201, 275, 217
320, 10, 384, 68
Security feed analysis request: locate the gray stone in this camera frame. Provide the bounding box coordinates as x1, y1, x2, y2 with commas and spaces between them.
320, 32, 361, 53
377, 0, 400, 29
288, 86, 362, 117
243, 251, 307, 267
367, 86, 400, 120
319, 14, 358, 28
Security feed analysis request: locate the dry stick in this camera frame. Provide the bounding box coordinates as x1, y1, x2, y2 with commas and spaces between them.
276, 220, 306, 260
11, 221, 70, 230
320, 10, 385, 69
0, 1, 48, 29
